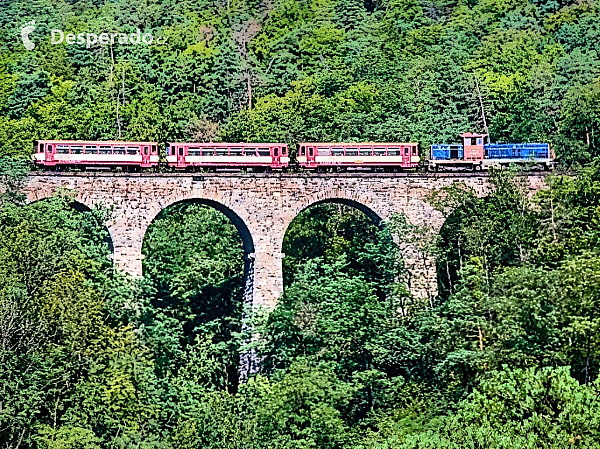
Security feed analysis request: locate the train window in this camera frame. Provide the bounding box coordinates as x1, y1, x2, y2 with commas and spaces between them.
152, 145, 157, 154
57, 145, 69, 154
258, 148, 270, 156
388, 148, 400, 156
404, 148, 409, 155
282, 147, 287, 155
230, 147, 243, 156
178, 148, 184, 156
346, 147, 358, 156
274, 148, 279, 157
217, 148, 228, 156
202, 148, 214, 156
127, 146, 139, 155
412, 147, 417, 155
318, 147, 330, 156
331, 148, 343, 156
85, 145, 98, 154
188, 147, 201, 156
374, 147, 386, 156
476, 138, 483, 145
244, 148, 257, 156
300, 146, 305, 156
309, 147, 314, 157
39, 143, 44, 153
360, 148, 372, 156
115, 146, 126, 155
71, 145, 83, 154
100, 146, 111, 154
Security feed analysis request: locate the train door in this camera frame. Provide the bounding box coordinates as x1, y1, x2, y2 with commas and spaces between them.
142, 145, 150, 165
306, 146, 315, 167
177, 146, 186, 167
273, 146, 280, 167
46, 143, 54, 163
402, 146, 411, 166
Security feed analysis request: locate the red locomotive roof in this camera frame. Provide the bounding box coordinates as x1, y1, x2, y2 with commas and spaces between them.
459, 133, 488, 138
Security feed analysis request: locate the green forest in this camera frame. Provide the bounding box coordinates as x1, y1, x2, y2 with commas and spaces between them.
2, 0, 600, 447
1, 0, 600, 161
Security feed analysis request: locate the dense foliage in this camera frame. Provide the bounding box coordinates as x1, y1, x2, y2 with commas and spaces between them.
2, 163, 600, 447
2, 0, 600, 163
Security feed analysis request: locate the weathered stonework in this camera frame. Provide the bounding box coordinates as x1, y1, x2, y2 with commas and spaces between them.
23, 172, 549, 308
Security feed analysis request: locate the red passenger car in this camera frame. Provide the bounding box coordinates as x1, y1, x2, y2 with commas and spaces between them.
33, 140, 160, 170
166, 142, 289, 170
297, 142, 420, 171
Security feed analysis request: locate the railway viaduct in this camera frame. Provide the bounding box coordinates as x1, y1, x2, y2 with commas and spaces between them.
22, 172, 549, 308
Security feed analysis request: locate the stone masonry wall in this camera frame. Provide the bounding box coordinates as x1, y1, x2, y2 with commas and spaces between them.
23, 173, 549, 308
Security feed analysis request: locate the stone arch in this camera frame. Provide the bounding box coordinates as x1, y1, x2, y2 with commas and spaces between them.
69, 200, 115, 254
279, 192, 388, 256
142, 197, 256, 304
281, 191, 444, 302
292, 190, 387, 221
25, 196, 115, 255
280, 195, 393, 291
301, 198, 384, 226
144, 197, 255, 256
141, 197, 260, 383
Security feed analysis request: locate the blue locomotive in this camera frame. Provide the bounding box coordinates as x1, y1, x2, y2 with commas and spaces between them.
428, 133, 555, 171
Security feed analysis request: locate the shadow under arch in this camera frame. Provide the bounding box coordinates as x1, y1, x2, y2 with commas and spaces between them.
69, 200, 115, 254
282, 197, 393, 294
27, 196, 115, 254
297, 198, 384, 227
436, 194, 490, 302
143, 198, 256, 300
141, 198, 257, 387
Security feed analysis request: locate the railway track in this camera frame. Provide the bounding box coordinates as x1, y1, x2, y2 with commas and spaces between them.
28, 170, 565, 179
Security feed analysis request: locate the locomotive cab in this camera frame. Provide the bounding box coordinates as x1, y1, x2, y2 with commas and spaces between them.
460, 132, 487, 161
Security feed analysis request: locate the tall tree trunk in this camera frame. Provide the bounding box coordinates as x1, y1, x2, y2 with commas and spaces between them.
246, 69, 252, 110
585, 335, 591, 386
550, 191, 557, 243
474, 73, 489, 137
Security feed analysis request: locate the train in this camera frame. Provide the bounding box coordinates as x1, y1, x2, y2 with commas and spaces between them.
297, 142, 420, 171
33, 133, 555, 172
427, 133, 555, 171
